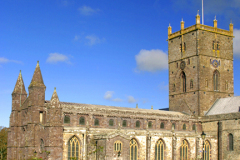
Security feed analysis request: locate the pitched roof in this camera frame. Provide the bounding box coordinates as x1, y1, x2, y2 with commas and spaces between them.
205, 96, 240, 115
29, 61, 45, 88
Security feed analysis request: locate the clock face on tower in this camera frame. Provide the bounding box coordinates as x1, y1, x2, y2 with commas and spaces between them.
212, 60, 219, 68
180, 61, 185, 70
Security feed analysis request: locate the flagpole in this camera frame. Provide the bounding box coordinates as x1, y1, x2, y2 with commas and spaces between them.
202, 0, 204, 25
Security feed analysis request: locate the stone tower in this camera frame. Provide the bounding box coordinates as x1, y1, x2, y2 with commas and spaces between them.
168, 13, 234, 116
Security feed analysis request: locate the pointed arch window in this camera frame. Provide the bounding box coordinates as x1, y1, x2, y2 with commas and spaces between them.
148, 121, 152, 128
181, 72, 186, 92
64, 115, 70, 124
213, 70, 220, 91
160, 122, 165, 129
130, 139, 138, 160
180, 140, 188, 160
68, 136, 81, 160
155, 139, 164, 160
94, 119, 99, 126
79, 117, 85, 125
204, 140, 211, 160
40, 139, 44, 153
136, 120, 140, 128
109, 119, 114, 126
229, 133, 234, 151
172, 123, 176, 130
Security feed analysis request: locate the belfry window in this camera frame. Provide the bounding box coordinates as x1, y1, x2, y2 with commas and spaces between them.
181, 72, 186, 92
94, 119, 99, 126
136, 120, 140, 128
130, 139, 138, 160
68, 136, 81, 160
155, 139, 164, 160
203, 141, 211, 160
213, 70, 220, 91
79, 117, 85, 125
229, 133, 234, 151
180, 140, 188, 160
148, 121, 152, 128
64, 115, 70, 124
109, 119, 114, 126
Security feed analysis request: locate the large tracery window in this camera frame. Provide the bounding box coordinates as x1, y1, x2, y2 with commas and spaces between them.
213, 70, 220, 91
181, 72, 186, 93
68, 136, 81, 160
180, 140, 188, 160
204, 140, 211, 160
155, 139, 164, 160
130, 139, 138, 160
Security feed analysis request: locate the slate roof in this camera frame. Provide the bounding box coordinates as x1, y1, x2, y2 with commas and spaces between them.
205, 96, 240, 115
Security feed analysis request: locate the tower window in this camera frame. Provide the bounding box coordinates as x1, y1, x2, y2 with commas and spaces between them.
64, 115, 70, 124
180, 43, 182, 52
205, 79, 208, 87
229, 133, 234, 151
217, 42, 220, 50
181, 72, 186, 92
190, 80, 193, 89
188, 59, 190, 65
40, 111, 43, 123
176, 63, 178, 68
213, 70, 220, 91
173, 84, 176, 92
109, 119, 114, 126
212, 41, 215, 50
184, 42, 186, 51
225, 81, 228, 90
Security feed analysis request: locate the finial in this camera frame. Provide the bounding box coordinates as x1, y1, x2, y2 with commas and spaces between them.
151, 106, 153, 110
54, 87, 56, 91
197, 10, 199, 15
169, 23, 171, 27
230, 19, 233, 24
214, 15, 216, 20
37, 61, 39, 67
136, 103, 138, 108
181, 18, 183, 22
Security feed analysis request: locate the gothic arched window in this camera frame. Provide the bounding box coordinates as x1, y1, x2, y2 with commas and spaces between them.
79, 117, 85, 125
180, 140, 188, 160
94, 119, 99, 126
130, 139, 138, 160
40, 139, 44, 153
155, 139, 164, 160
172, 123, 176, 130
229, 133, 234, 151
204, 140, 211, 160
109, 119, 114, 126
122, 120, 127, 127
136, 120, 140, 128
68, 136, 81, 159
183, 124, 186, 130
160, 122, 164, 129
148, 121, 152, 128
181, 72, 186, 92
64, 115, 70, 124
213, 70, 220, 91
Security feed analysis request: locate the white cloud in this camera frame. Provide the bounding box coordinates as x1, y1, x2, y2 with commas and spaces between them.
128, 96, 137, 103
159, 82, 168, 91
233, 29, 240, 57
85, 35, 105, 46
0, 57, 22, 65
135, 49, 168, 72
112, 98, 123, 102
74, 35, 80, 41
46, 53, 71, 64
78, 6, 100, 16
104, 91, 114, 100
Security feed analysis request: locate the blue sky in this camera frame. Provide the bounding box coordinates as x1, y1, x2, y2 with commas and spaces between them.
1, 0, 240, 127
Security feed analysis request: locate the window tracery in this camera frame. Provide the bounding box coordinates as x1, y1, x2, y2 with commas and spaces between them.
130, 139, 138, 160
155, 139, 164, 160
68, 136, 81, 160
180, 140, 188, 160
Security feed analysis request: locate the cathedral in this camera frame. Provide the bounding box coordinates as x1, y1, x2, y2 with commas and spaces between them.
7, 13, 240, 160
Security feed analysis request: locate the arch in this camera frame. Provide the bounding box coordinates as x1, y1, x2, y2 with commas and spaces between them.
213, 70, 220, 91
136, 120, 140, 128
64, 115, 70, 124
155, 139, 165, 160
180, 71, 186, 92
229, 133, 234, 151
192, 124, 196, 131
148, 121, 152, 128
109, 119, 114, 126
79, 117, 85, 125
183, 124, 186, 130
40, 139, 44, 153
180, 139, 189, 160
160, 122, 164, 129
130, 138, 138, 160
172, 123, 176, 130
94, 119, 99, 126
122, 120, 127, 127
68, 136, 81, 159
204, 140, 211, 160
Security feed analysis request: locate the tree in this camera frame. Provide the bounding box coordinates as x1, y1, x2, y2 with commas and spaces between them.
0, 126, 8, 160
